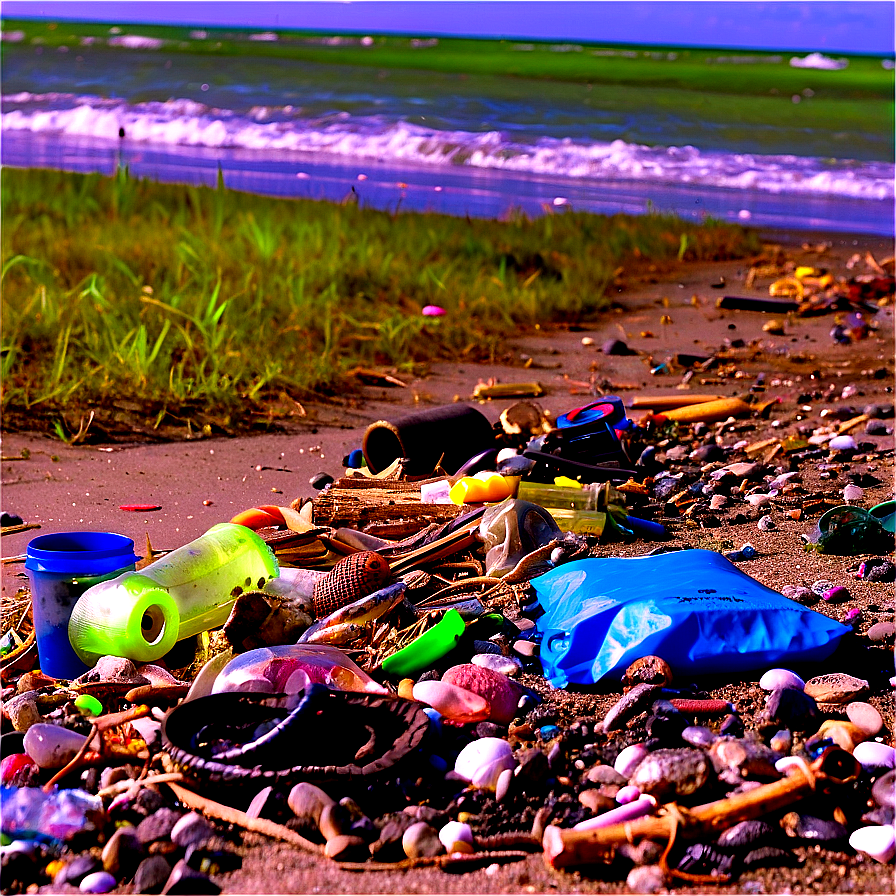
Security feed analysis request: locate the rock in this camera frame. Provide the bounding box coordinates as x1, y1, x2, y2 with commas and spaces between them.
579, 789, 616, 814
471, 639, 501, 655
80, 656, 145, 683
759, 667, 806, 691
371, 814, 417, 860
323, 834, 368, 862
803, 672, 869, 705
439, 820, 474, 853
849, 825, 896, 864
717, 819, 776, 851
136, 808, 183, 846
629, 748, 710, 801
681, 726, 717, 748
23, 723, 90, 768
861, 559, 895, 583
287, 782, 334, 827
829, 435, 857, 451
512, 639, 539, 658
872, 771, 896, 809
761, 686, 818, 731
134, 856, 172, 894
615, 743, 650, 778
781, 585, 816, 604
769, 729, 792, 754
412, 680, 490, 724
602, 684, 662, 733
162, 859, 220, 894
854, 742, 895, 770
622, 657, 673, 689
6, 692, 42, 731
55, 855, 103, 887
602, 338, 632, 355
846, 702, 884, 737
867, 621, 896, 642
442, 664, 527, 725
626, 864, 666, 893
471, 653, 523, 677
171, 812, 215, 849
79, 871, 117, 893
402, 822, 445, 859
781, 812, 849, 844
319, 803, 351, 842
102, 825, 142, 876
616, 784, 642, 804
585, 764, 628, 786
454, 737, 516, 789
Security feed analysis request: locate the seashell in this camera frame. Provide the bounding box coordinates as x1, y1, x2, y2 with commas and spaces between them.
454, 737, 516, 790
872, 770, 896, 809
412, 680, 490, 724
803, 672, 869, 706
759, 668, 805, 691
615, 743, 650, 779
23, 723, 94, 769
717, 819, 776, 852
438, 820, 474, 853
311, 551, 392, 619
616, 784, 642, 805
442, 664, 527, 725
848, 825, 896, 864
629, 748, 710, 801
854, 742, 896, 771
757, 514, 776, 531
622, 656, 674, 689
846, 702, 883, 738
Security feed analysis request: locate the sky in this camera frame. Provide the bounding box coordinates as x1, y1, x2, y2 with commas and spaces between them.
1, 1, 894, 54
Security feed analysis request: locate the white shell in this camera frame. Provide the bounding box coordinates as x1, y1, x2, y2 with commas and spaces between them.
759, 668, 806, 691
439, 820, 474, 852
614, 743, 649, 779
454, 737, 515, 788
854, 742, 896, 770
848, 825, 896, 864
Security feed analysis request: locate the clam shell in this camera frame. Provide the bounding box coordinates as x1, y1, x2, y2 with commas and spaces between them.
454, 737, 516, 789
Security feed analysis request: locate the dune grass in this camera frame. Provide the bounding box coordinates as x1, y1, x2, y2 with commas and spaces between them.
1, 166, 758, 439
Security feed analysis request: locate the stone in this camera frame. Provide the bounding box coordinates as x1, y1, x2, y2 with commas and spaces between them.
318, 803, 351, 842
495, 767, 515, 802
821, 586, 850, 603
6, 693, 42, 731
136, 808, 183, 846
854, 742, 895, 770
439, 820, 474, 852
471, 639, 501, 655
412, 679, 490, 724
171, 812, 214, 849
626, 865, 666, 894
162, 859, 220, 894
323, 835, 368, 862
579, 789, 615, 815
781, 585, 816, 604
79, 871, 117, 893
861, 560, 895, 583
287, 782, 335, 826
849, 825, 896, 864
402, 822, 445, 859
585, 764, 627, 786
616, 784, 642, 804
803, 672, 869, 705
23, 723, 90, 768
102, 825, 142, 876
454, 737, 516, 789
629, 748, 710, 801
512, 639, 539, 658
867, 621, 896, 642
134, 856, 172, 894
442, 663, 527, 725
81, 656, 144, 683
681, 726, 717, 748
55, 855, 102, 887
846, 702, 884, 738
872, 770, 895, 809
471, 653, 523, 677
813, 720, 866, 751
615, 743, 649, 779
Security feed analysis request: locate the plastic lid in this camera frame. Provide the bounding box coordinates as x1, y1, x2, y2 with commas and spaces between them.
26, 532, 139, 575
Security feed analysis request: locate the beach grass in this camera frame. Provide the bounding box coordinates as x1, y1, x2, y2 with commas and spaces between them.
1, 167, 758, 438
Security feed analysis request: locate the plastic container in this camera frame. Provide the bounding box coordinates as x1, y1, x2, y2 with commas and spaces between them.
68, 523, 278, 666
517, 481, 599, 511
25, 532, 139, 679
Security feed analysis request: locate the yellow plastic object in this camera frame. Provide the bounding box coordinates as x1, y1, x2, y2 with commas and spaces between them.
449, 472, 514, 505
661, 398, 752, 424
553, 476, 583, 489
769, 277, 803, 299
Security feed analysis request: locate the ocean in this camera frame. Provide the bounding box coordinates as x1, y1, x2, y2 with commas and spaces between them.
2, 29, 894, 236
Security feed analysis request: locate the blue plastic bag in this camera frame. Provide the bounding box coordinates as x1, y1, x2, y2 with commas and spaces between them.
534, 550, 849, 688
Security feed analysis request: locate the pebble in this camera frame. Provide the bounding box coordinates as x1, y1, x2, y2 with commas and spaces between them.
287, 782, 334, 825
23, 723, 91, 768
842, 483, 864, 502
55, 855, 102, 887
867, 621, 896, 642
171, 812, 214, 849
846, 701, 884, 737
579, 790, 615, 814
412, 680, 490, 724
780, 585, 816, 604
626, 865, 666, 894
811, 579, 836, 597
512, 639, 538, 658
718, 819, 777, 851
828, 435, 857, 451
323, 834, 368, 862
585, 764, 627, 786
762, 687, 818, 731
745, 493, 771, 507
162, 859, 221, 894
102, 825, 141, 876
441, 664, 526, 725
438, 820, 474, 852
402, 822, 445, 859
6, 692, 42, 731
860, 559, 896, 583
769, 729, 792, 754
79, 871, 117, 893
865, 419, 889, 435
134, 856, 172, 894
759, 668, 806, 691
629, 748, 710, 801
454, 737, 516, 789
872, 771, 896, 809
471, 653, 522, 677
804, 672, 869, 705
757, 514, 776, 530
854, 742, 896, 770
136, 808, 183, 846
848, 825, 896, 864
681, 725, 717, 748
495, 766, 515, 802
614, 743, 650, 778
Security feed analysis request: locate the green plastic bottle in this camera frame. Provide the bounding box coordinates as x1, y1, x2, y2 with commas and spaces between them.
68, 523, 279, 665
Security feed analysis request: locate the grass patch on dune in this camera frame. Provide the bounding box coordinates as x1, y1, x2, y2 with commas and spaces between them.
1, 167, 758, 440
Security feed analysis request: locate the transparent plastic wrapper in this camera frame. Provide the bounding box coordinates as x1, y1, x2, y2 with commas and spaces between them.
1, 787, 103, 841
211, 644, 389, 696
478, 499, 562, 577
68, 523, 278, 665
534, 549, 850, 688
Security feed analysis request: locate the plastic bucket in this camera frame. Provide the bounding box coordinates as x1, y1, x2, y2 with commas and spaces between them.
362, 404, 495, 475
25, 532, 139, 679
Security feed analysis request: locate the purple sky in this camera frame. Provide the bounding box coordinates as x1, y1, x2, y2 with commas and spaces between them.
2, 2, 894, 54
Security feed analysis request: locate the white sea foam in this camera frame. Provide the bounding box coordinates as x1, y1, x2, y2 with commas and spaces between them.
2, 92, 892, 201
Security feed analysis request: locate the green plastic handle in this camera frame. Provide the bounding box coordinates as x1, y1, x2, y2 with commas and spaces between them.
381, 608, 466, 678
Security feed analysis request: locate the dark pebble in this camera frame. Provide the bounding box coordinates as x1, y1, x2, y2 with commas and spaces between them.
0, 511, 24, 527
475, 721, 507, 739
184, 844, 241, 875
309, 472, 334, 490
602, 338, 633, 355
162, 859, 221, 894
137, 808, 184, 846
784, 813, 849, 844
472, 639, 501, 655
742, 845, 802, 869
761, 686, 817, 733
717, 819, 777, 852
0, 850, 38, 891
865, 419, 889, 435
862, 559, 896, 584
55, 854, 102, 887
719, 714, 745, 738
134, 856, 173, 895
864, 403, 894, 419
133, 788, 168, 817
676, 842, 734, 877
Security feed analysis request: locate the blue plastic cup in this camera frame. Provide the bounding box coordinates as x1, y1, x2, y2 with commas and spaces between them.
25, 532, 139, 679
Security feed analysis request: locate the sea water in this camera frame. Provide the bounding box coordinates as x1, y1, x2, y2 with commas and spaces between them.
2, 34, 893, 235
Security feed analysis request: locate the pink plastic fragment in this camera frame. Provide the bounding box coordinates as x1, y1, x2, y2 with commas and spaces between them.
422, 305, 446, 317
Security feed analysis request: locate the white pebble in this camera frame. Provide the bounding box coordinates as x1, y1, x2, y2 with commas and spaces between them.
471, 653, 523, 677
843, 484, 864, 502
854, 742, 896, 770
848, 825, 896, 864
745, 493, 772, 507
759, 668, 806, 691
439, 820, 473, 852
615, 743, 649, 778
829, 435, 857, 451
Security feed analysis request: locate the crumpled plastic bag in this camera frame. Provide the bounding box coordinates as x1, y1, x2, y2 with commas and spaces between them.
534, 549, 849, 687
479, 499, 562, 577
